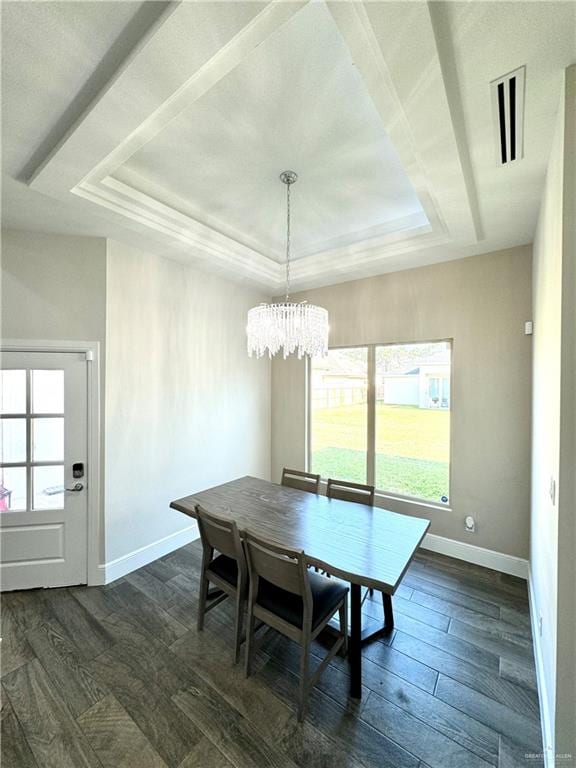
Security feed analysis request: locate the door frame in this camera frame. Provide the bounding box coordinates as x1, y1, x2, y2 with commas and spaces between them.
1, 339, 102, 586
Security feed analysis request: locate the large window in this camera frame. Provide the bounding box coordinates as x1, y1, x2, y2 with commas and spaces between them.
309, 347, 368, 485
310, 341, 451, 504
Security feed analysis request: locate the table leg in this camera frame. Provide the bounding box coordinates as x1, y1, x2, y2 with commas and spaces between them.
349, 583, 362, 699
383, 593, 394, 630
355, 591, 394, 644
327, 590, 395, 643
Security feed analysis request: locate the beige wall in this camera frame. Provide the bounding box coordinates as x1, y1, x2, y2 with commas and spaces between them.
555, 63, 576, 764
530, 83, 562, 758
531, 64, 576, 762
1, 229, 107, 344
105, 240, 271, 562
1, 231, 272, 573
272, 245, 532, 559
1, 229, 108, 564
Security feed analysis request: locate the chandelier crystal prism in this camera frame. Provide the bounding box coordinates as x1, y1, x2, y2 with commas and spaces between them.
247, 171, 329, 359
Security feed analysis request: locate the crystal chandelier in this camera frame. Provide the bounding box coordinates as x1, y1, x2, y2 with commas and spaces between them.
247, 171, 329, 359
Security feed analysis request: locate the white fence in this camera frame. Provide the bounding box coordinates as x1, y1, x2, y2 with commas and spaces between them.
312, 387, 367, 409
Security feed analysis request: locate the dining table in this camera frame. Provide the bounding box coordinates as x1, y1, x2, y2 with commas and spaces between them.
170, 475, 430, 699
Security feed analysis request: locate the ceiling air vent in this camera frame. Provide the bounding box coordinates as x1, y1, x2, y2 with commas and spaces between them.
491, 66, 525, 165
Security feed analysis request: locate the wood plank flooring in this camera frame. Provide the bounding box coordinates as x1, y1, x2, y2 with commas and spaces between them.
1, 542, 543, 768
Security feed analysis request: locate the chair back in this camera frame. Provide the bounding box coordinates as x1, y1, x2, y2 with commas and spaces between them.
281, 468, 320, 494
243, 530, 312, 605
196, 504, 245, 568
326, 478, 375, 506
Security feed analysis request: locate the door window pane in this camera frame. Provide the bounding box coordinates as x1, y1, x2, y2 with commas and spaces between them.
33, 466, 64, 510
1, 370, 26, 414
1, 467, 27, 511
32, 370, 64, 413
32, 418, 64, 462
375, 342, 451, 503
1, 419, 27, 463
310, 348, 368, 483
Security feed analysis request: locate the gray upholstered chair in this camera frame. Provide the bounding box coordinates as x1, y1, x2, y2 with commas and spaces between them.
243, 530, 348, 721
196, 504, 248, 664
281, 468, 320, 494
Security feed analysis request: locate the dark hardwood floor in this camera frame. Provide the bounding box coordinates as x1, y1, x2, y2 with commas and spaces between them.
1, 542, 543, 768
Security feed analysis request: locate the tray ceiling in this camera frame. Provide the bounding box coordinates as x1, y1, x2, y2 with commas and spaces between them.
114, 2, 428, 262
3, 0, 574, 290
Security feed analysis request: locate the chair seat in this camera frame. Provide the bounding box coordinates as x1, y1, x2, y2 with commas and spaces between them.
208, 554, 238, 586
257, 571, 347, 630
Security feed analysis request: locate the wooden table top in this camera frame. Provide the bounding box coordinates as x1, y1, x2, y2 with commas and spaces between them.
170, 476, 430, 594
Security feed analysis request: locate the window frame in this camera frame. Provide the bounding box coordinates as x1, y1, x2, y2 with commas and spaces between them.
307, 339, 453, 508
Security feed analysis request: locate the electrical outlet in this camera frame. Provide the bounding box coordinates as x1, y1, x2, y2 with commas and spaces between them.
549, 477, 556, 505
538, 616, 543, 637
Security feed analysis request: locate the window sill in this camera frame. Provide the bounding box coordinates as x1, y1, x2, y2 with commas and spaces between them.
318, 479, 451, 513
374, 490, 452, 514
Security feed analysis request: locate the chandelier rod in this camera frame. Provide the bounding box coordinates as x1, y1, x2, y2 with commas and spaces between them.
285, 179, 291, 301
280, 170, 297, 301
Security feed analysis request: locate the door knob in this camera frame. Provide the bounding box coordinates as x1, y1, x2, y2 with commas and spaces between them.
65, 483, 84, 492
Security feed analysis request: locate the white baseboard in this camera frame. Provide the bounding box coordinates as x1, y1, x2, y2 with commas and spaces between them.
91, 521, 551, 762
420, 536, 550, 764
100, 523, 200, 585
93, 529, 527, 584
421, 533, 529, 579
89, 564, 107, 587
527, 567, 555, 768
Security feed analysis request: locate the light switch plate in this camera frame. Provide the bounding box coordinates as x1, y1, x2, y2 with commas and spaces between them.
549, 477, 556, 505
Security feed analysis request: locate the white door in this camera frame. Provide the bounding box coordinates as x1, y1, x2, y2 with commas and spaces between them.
0, 351, 88, 590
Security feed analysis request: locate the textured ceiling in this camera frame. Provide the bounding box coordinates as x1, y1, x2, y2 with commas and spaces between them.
1, 2, 169, 177
2, 1, 575, 290
115, 2, 426, 262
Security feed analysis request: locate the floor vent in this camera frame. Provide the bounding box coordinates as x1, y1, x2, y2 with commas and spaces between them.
491, 66, 525, 165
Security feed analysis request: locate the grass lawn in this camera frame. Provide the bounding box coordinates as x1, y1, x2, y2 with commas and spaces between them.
311, 403, 450, 502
